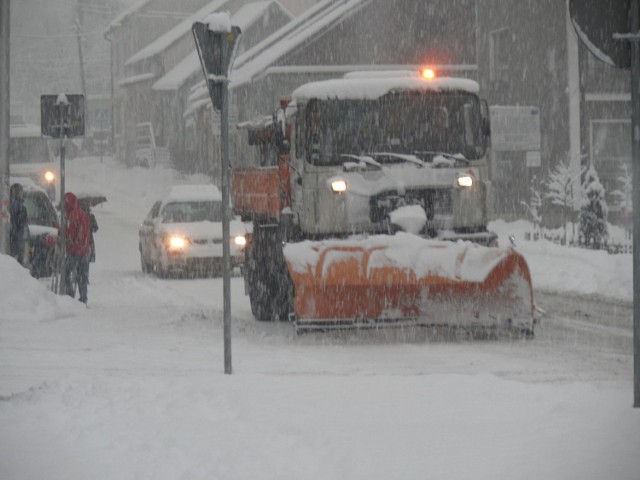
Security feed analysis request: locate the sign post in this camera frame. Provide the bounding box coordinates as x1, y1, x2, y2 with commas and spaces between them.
0, 0, 10, 256
570, 0, 640, 407
41, 93, 85, 296
193, 14, 241, 375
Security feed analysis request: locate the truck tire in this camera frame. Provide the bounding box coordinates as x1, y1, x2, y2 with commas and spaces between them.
247, 225, 293, 322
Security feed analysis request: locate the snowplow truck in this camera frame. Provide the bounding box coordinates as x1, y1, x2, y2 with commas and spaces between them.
232, 71, 535, 333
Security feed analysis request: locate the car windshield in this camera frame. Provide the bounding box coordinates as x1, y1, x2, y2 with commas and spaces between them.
161, 201, 222, 223
24, 192, 57, 227
301, 91, 485, 165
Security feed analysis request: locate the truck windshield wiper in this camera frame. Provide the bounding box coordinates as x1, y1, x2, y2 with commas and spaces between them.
412, 151, 469, 166
368, 152, 425, 167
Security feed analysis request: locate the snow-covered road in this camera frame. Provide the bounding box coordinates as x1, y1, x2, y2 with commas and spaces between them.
1, 157, 638, 480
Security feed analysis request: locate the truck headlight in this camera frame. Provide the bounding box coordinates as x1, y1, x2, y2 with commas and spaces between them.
457, 175, 474, 188
234, 235, 247, 247
329, 179, 347, 193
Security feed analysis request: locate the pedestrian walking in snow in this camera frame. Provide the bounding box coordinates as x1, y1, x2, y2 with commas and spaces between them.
62, 192, 91, 304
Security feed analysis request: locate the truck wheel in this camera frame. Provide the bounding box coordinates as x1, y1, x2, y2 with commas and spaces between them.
247, 225, 293, 322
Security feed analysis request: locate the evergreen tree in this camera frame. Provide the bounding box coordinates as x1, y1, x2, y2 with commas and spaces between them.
520, 179, 542, 237
611, 164, 632, 239
579, 166, 608, 249
545, 158, 580, 244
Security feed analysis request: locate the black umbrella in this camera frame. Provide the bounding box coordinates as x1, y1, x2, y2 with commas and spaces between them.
76, 193, 107, 209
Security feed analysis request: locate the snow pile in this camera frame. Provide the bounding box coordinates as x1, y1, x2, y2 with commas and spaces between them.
389, 204, 427, 233
0, 255, 82, 322
490, 219, 632, 302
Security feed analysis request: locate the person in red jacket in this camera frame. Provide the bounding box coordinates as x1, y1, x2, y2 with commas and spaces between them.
63, 192, 91, 304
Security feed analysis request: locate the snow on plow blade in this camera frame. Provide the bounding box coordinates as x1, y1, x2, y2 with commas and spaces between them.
283, 233, 535, 333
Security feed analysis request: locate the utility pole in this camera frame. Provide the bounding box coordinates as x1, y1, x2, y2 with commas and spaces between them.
0, 0, 10, 255
629, 0, 640, 409
75, 1, 87, 131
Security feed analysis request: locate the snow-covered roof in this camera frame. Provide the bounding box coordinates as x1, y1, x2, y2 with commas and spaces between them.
125, 0, 229, 66
118, 72, 155, 87
233, 1, 293, 30
106, 0, 152, 30
183, 98, 211, 118
152, 2, 293, 92
231, 0, 374, 88
291, 76, 480, 101
9, 123, 42, 138
183, 0, 373, 113
152, 50, 201, 92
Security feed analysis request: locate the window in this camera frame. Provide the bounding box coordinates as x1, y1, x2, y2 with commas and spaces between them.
303, 92, 485, 166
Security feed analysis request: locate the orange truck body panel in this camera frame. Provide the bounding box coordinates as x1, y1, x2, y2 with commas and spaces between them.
231, 157, 290, 219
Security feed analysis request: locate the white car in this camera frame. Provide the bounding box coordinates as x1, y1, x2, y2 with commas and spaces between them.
139, 185, 250, 278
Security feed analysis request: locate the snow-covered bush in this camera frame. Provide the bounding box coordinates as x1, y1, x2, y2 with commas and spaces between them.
520, 180, 542, 237
611, 164, 632, 239
545, 158, 580, 244
579, 166, 608, 249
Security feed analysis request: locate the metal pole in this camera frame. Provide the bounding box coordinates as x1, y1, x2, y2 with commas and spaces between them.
105, 30, 115, 162
99, 116, 104, 163
0, 0, 10, 255
630, 0, 640, 408
220, 38, 232, 375
58, 105, 67, 296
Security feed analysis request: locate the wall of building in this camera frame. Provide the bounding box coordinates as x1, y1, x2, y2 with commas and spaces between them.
476, 0, 571, 221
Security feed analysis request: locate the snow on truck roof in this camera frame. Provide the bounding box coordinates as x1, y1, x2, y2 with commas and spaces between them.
291, 76, 480, 101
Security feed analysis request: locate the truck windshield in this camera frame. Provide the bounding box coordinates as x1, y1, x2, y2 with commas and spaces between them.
303, 91, 486, 165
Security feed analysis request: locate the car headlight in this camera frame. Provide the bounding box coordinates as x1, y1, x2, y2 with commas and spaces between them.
329, 178, 347, 193
44, 170, 56, 184
457, 175, 474, 188
166, 234, 189, 251
233, 235, 247, 247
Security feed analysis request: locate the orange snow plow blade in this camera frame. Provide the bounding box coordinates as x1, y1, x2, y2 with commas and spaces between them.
283, 234, 535, 333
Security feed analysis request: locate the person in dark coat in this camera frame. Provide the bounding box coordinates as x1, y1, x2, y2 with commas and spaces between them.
86, 206, 98, 263
9, 183, 29, 266
62, 192, 91, 304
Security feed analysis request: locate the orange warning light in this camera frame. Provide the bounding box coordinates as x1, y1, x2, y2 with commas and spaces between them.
420, 68, 436, 80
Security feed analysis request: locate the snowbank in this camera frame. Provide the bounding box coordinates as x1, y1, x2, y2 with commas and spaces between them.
0, 255, 82, 322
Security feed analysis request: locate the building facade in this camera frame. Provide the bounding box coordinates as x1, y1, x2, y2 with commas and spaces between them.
476, 0, 631, 223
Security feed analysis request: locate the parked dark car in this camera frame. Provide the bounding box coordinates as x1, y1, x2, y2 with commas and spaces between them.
12, 177, 59, 278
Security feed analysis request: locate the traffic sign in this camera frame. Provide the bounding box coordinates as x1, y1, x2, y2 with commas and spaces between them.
192, 21, 241, 111
41, 94, 85, 138
569, 0, 632, 69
